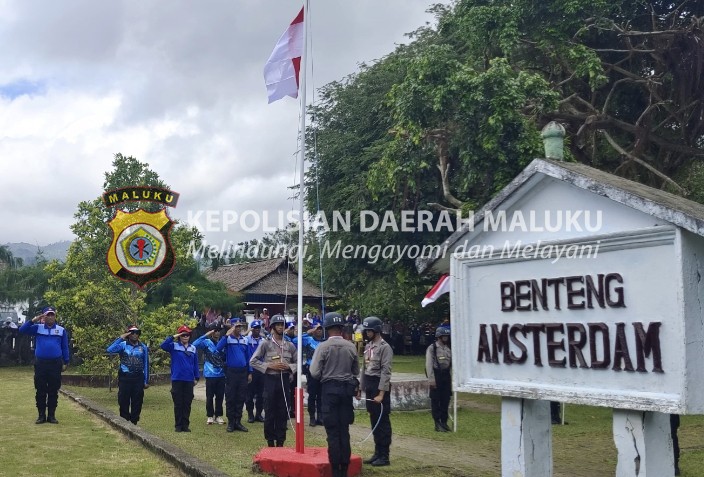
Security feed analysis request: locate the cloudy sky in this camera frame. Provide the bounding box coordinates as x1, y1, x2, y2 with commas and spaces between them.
0, 0, 446, 248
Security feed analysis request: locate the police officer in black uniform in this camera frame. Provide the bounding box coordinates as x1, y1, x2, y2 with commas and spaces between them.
426, 326, 451, 432
360, 316, 393, 467
310, 312, 360, 477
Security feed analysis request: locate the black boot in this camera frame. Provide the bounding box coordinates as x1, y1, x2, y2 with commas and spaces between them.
247, 411, 255, 423
370, 454, 390, 466
441, 420, 451, 432
233, 420, 248, 432
309, 415, 317, 427
36, 412, 46, 424
275, 440, 284, 447
47, 410, 59, 424
435, 420, 445, 432
364, 453, 379, 464
255, 413, 265, 422
267, 440, 275, 447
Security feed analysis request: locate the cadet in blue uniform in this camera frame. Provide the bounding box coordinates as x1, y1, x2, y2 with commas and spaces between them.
217, 319, 251, 432
246, 320, 265, 423
20, 306, 70, 424
294, 321, 323, 426
193, 325, 226, 425
310, 312, 359, 477
106, 325, 149, 425
249, 314, 297, 447
360, 316, 393, 466
161, 325, 200, 432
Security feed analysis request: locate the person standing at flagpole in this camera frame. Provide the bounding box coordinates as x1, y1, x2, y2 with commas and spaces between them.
359, 316, 393, 467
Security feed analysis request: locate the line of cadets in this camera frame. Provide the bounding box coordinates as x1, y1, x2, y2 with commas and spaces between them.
106, 312, 408, 467
108, 314, 330, 437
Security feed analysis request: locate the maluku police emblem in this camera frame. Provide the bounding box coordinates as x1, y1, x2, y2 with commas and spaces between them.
104, 186, 180, 288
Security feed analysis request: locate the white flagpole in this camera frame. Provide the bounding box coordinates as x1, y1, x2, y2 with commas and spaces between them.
295, 0, 309, 454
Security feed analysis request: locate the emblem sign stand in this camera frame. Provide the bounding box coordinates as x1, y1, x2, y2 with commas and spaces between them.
103, 186, 180, 288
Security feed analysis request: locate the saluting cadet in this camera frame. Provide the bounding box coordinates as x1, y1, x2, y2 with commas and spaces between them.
249, 314, 297, 447
160, 325, 200, 432
246, 320, 265, 423
193, 325, 226, 425
217, 318, 251, 432
19, 306, 70, 424
106, 324, 149, 425
426, 326, 452, 432
310, 312, 360, 477
360, 316, 393, 467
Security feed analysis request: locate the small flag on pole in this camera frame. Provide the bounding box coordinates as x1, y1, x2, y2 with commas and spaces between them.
421, 274, 450, 307
264, 7, 304, 103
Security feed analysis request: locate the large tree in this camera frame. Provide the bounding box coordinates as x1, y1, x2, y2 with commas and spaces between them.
46, 154, 239, 373
305, 0, 703, 320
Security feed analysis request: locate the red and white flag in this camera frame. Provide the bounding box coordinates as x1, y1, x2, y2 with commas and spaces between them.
421, 274, 450, 307
264, 7, 304, 103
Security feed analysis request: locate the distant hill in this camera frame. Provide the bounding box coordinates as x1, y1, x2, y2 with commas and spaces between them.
2, 241, 71, 265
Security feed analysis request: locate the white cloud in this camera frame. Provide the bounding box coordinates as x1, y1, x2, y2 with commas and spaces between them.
0, 0, 446, 247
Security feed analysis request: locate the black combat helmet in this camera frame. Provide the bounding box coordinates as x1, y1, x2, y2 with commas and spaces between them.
269, 314, 286, 329
362, 316, 383, 333
323, 312, 344, 329
435, 326, 451, 338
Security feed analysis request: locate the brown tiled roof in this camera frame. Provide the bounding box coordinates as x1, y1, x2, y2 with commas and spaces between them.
204, 257, 330, 298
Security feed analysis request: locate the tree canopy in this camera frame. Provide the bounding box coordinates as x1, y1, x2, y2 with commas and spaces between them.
305, 0, 703, 320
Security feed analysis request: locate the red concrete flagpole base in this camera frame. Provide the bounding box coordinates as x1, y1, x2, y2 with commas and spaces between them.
295, 386, 305, 453
253, 447, 363, 477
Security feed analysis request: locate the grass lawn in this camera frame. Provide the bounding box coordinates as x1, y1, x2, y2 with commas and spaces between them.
0, 366, 183, 477
7, 358, 704, 477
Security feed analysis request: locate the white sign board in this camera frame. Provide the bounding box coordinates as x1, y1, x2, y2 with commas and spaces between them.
451, 226, 685, 412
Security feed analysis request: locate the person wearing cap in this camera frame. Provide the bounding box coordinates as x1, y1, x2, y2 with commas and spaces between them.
19, 306, 70, 424
310, 312, 360, 477
217, 318, 251, 432
160, 325, 200, 432
360, 316, 394, 466
193, 325, 227, 425
426, 326, 451, 432
294, 321, 323, 426
245, 320, 265, 423
106, 325, 150, 425
249, 314, 297, 447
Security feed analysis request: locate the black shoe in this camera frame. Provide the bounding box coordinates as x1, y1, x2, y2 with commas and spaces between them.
35, 414, 46, 424
130, 420, 138, 425
309, 417, 317, 427
255, 415, 265, 422
370, 457, 390, 466
234, 422, 248, 432
248, 416, 255, 423
275, 441, 284, 447
47, 416, 59, 424
316, 419, 324, 426
182, 427, 191, 432
363, 454, 379, 465
226, 424, 235, 432
175, 427, 183, 432
440, 421, 451, 432
267, 440, 275, 447
435, 421, 446, 432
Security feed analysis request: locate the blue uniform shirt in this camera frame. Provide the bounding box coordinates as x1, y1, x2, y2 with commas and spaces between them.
192, 335, 226, 378
216, 335, 252, 370
106, 337, 149, 385
293, 333, 320, 366
19, 321, 70, 364
160, 336, 200, 382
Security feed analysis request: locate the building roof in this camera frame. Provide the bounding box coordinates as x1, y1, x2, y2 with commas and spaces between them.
417, 158, 704, 274
204, 257, 329, 298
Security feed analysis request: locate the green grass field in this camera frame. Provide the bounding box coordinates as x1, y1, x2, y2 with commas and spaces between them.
6, 356, 704, 476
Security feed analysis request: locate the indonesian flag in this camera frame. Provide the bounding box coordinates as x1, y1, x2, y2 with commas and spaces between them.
421, 274, 450, 307
264, 7, 304, 103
